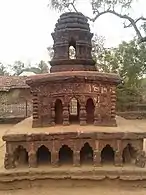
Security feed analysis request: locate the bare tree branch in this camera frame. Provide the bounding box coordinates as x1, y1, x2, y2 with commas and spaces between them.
70, 1, 78, 12
50, 0, 146, 43
124, 16, 146, 28
86, 10, 146, 43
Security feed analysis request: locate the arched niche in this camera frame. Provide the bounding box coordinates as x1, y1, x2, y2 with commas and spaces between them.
101, 144, 115, 164
69, 97, 80, 124
69, 38, 76, 59
13, 145, 28, 167
55, 99, 63, 124
80, 142, 93, 165
37, 145, 51, 165
59, 145, 73, 165
86, 98, 95, 124
122, 143, 137, 164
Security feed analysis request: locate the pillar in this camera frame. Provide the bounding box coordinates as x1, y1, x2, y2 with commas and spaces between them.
32, 93, 41, 128
28, 152, 37, 168
115, 140, 123, 166
93, 150, 101, 166
4, 152, 15, 169
94, 103, 101, 125
115, 151, 123, 166
63, 105, 69, 125
73, 150, 80, 166
110, 87, 117, 126
79, 104, 86, 125
51, 151, 59, 167
51, 103, 55, 126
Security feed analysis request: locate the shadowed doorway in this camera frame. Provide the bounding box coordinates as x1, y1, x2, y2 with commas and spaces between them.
59, 145, 73, 165
37, 145, 51, 165
101, 145, 115, 164
80, 143, 93, 165
55, 99, 63, 124
86, 98, 95, 124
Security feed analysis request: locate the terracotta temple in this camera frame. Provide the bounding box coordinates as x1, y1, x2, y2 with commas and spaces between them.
3, 12, 146, 170
27, 12, 120, 128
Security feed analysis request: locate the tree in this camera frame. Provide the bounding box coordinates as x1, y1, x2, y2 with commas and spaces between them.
22, 61, 50, 74
49, 0, 146, 43
37, 60, 49, 73
95, 39, 146, 111
96, 40, 146, 87
0, 63, 8, 76
11, 61, 25, 76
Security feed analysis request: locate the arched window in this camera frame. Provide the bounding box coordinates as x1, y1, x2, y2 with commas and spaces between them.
69, 98, 80, 123
69, 38, 76, 59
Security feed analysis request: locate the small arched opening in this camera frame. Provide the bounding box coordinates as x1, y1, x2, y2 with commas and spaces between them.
86, 98, 95, 124
59, 145, 73, 165
14, 145, 28, 167
69, 98, 80, 124
69, 38, 76, 59
101, 145, 115, 164
80, 143, 93, 165
55, 99, 63, 124
122, 144, 136, 164
37, 145, 51, 165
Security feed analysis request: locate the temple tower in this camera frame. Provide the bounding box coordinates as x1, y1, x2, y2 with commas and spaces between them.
50, 12, 96, 72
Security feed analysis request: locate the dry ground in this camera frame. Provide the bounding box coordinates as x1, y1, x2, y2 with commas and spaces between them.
1, 186, 146, 195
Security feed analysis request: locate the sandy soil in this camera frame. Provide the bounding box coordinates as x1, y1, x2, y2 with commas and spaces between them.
4, 116, 146, 135
1, 186, 146, 195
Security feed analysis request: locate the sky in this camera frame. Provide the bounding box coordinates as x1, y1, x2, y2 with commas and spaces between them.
0, 0, 145, 66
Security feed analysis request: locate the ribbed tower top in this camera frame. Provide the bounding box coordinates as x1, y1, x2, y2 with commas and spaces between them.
54, 12, 90, 32
50, 12, 96, 72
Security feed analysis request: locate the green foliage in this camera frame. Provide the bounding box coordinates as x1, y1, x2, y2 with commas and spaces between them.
38, 60, 49, 73
92, 39, 146, 111
96, 40, 146, 87
0, 63, 8, 76
23, 61, 49, 74
116, 84, 142, 111
11, 61, 25, 76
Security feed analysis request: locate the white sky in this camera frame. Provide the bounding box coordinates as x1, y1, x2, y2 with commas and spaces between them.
0, 0, 145, 66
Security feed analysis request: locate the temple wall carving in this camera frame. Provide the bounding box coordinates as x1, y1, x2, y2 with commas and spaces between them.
31, 82, 116, 127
